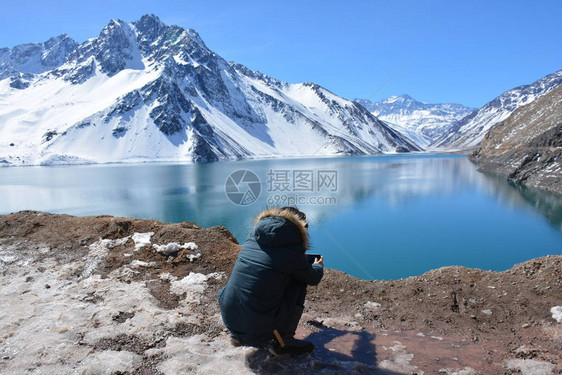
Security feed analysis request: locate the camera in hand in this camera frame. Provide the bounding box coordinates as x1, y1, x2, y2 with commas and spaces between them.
307, 254, 322, 264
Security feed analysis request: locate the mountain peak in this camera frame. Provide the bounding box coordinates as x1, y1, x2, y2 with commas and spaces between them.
185, 28, 206, 47
385, 94, 417, 104
398, 94, 413, 100
44, 34, 77, 48
106, 18, 125, 28
133, 14, 167, 46
134, 14, 165, 32
109, 18, 124, 25
99, 18, 129, 39
139, 14, 162, 24
47, 33, 73, 42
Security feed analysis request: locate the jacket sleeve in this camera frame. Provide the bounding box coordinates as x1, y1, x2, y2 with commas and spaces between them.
291, 258, 323, 286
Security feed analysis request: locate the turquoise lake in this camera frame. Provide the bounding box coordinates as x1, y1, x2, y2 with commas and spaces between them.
1, 154, 561, 280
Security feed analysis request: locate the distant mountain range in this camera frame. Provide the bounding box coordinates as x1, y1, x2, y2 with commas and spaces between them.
356, 68, 562, 151
433, 70, 562, 150
0, 14, 420, 166
355, 95, 474, 147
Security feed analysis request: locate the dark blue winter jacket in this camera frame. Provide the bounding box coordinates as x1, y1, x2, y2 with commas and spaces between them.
218, 208, 323, 334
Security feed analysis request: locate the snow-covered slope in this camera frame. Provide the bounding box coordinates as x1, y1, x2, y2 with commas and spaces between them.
0, 15, 420, 166
433, 70, 562, 150
355, 95, 474, 146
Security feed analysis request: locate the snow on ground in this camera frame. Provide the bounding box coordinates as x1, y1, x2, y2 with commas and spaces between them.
506, 358, 556, 375
551, 306, 562, 323
153, 241, 198, 256
0, 236, 238, 375
377, 342, 416, 374
146, 335, 252, 375
131, 231, 154, 251
0, 63, 159, 148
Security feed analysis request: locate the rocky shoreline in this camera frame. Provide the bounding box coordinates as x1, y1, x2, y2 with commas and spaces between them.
470, 146, 562, 195
1, 211, 561, 374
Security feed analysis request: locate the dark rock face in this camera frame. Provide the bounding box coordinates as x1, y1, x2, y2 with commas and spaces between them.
191, 109, 215, 138
105, 91, 144, 121
42, 131, 58, 143
64, 59, 96, 85
42, 35, 79, 67
189, 134, 220, 162
112, 127, 128, 138
9, 74, 32, 89
133, 14, 165, 50
147, 78, 190, 136
470, 85, 562, 195
59, 20, 144, 81
95, 21, 138, 76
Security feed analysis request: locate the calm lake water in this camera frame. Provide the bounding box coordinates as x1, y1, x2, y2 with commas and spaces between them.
1, 154, 561, 280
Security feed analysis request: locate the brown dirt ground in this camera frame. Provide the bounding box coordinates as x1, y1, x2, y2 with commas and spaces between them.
1, 211, 560, 374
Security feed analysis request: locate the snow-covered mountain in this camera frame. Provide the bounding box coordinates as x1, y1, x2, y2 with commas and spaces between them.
470, 84, 562, 194
0, 34, 78, 85
355, 95, 474, 146
0, 15, 420, 166
432, 70, 562, 150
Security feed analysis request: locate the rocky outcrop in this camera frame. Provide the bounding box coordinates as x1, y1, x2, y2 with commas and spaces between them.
470, 85, 562, 195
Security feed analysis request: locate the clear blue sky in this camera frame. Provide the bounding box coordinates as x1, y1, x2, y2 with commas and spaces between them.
1, 0, 561, 107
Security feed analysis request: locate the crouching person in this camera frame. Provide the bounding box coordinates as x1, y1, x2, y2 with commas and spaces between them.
218, 206, 324, 356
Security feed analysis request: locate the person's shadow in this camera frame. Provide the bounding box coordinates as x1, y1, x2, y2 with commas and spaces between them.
245, 321, 404, 374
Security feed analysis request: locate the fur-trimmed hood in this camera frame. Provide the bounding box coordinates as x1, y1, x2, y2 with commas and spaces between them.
254, 207, 309, 251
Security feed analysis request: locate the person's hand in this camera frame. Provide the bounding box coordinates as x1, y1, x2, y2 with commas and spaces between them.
313, 256, 324, 267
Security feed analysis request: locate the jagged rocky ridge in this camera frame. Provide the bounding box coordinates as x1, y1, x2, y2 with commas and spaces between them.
0, 15, 420, 166
355, 95, 474, 147
470, 85, 562, 195
433, 70, 562, 150
0, 34, 78, 88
